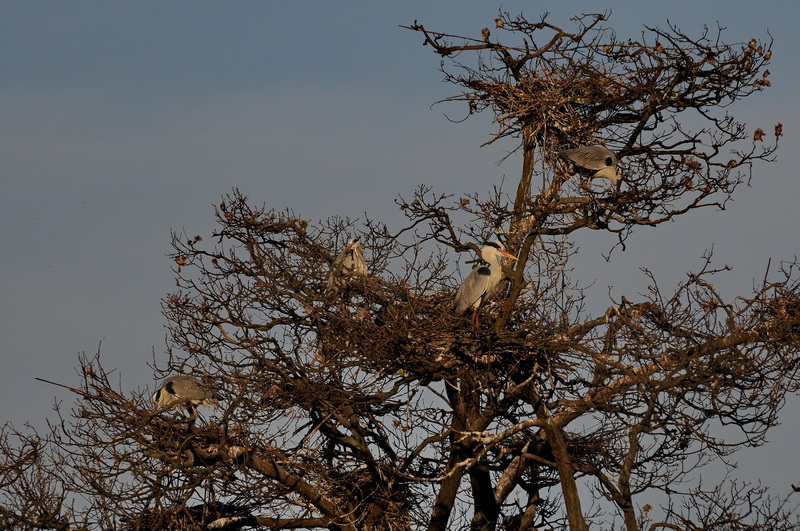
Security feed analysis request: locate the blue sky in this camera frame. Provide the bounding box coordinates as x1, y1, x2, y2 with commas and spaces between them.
1, 0, 798, 507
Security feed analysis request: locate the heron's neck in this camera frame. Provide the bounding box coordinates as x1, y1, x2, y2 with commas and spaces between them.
489, 255, 505, 276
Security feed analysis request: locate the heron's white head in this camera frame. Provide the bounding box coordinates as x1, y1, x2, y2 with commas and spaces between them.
152, 389, 165, 409
594, 164, 622, 186
481, 241, 518, 264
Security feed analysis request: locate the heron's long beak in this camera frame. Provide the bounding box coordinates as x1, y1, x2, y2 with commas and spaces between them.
500, 251, 518, 261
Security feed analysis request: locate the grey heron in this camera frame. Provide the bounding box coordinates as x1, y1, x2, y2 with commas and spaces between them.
152, 375, 219, 420
558, 145, 622, 186
327, 238, 367, 292
453, 241, 518, 327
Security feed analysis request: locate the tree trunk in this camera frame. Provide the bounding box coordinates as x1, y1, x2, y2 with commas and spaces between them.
428, 456, 466, 531
469, 460, 499, 530
545, 423, 588, 531
510, 124, 536, 246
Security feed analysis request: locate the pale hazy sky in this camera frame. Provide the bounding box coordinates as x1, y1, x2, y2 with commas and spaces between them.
1, 0, 798, 502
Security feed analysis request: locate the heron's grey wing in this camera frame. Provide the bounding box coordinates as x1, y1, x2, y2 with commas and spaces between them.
180, 377, 212, 401
342, 245, 367, 275
560, 146, 616, 171
328, 245, 367, 292
454, 266, 491, 314
341, 252, 359, 275
178, 377, 219, 408
351, 247, 367, 276
579, 146, 615, 170
327, 249, 348, 290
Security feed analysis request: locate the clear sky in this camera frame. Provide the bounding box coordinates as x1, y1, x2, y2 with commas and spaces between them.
1, 0, 798, 505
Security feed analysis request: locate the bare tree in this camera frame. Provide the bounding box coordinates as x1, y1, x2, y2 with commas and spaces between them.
2, 11, 799, 531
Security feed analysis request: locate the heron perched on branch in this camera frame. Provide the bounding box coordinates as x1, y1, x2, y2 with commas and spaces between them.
327, 238, 367, 292
453, 241, 518, 327
152, 375, 219, 421
558, 145, 622, 186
